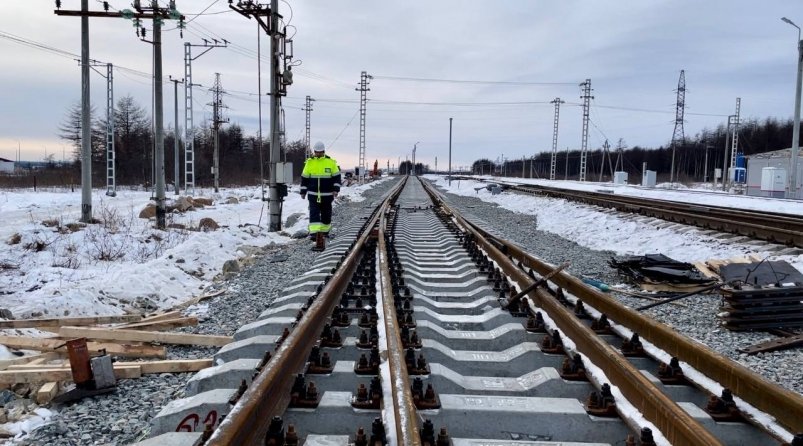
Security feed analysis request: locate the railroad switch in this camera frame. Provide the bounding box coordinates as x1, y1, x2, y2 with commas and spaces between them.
586, 383, 618, 417
591, 314, 613, 334
560, 353, 588, 381
525, 312, 547, 333
319, 324, 343, 348
412, 377, 441, 409
620, 333, 646, 357
306, 346, 333, 374
657, 357, 687, 385
541, 329, 565, 354
705, 388, 743, 422
289, 374, 320, 408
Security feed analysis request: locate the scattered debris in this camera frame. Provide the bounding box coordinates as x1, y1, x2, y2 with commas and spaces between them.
609, 254, 716, 289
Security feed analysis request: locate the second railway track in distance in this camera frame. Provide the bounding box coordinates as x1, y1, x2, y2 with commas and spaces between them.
146, 177, 803, 446
457, 177, 803, 249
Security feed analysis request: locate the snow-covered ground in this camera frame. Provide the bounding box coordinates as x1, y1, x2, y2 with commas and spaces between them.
0, 179, 389, 332
467, 175, 803, 216
428, 175, 803, 273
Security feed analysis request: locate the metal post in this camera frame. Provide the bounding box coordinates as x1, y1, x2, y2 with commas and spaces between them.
448, 117, 452, 186
183, 43, 195, 195
153, 6, 166, 229
579, 80, 593, 182
565, 148, 569, 180
722, 116, 733, 191
356, 71, 371, 183
305, 95, 314, 156
170, 77, 182, 195
105, 63, 116, 197
80, 0, 92, 222
792, 38, 803, 198
550, 97, 563, 180
730, 98, 741, 180
704, 145, 710, 184
268, 0, 282, 231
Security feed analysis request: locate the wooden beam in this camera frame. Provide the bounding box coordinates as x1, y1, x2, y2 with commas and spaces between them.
11, 359, 213, 375
0, 365, 141, 384
36, 382, 59, 404
119, 317, 198, 331
120, 311, 182, 326
0, 315, 141, 329
58, 327, 232, 347
0, 335, 166, 359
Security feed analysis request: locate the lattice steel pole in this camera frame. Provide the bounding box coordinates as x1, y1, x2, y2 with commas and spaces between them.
579, 79, 593, 181
670, 70, 686, 184
304, 95, 314, 157
356, 71, 372, 183
550, 97, 564, 181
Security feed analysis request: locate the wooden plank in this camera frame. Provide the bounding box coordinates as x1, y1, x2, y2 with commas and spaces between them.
119, 311, 182, 327
58, 327, 232, 347
171, 289, 226, 311
0, 365, 141, 384
0, 335, 167, 359
119, 317, 198, 331
0, 315, 141, 329
36, 382, 59, 404
13, 359, 214, 375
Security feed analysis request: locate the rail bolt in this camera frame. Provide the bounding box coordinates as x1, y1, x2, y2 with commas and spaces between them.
585, 383, 617, 417
639, 427, 656, 446
370, 417, 387, 445
591, 314, 612, 334
657, 357, 686, 385
421, 419, 436, 445
354, 427, 367, 446
265, 416, 285, 445
436, 427, 452, 446
621, 333, 646, 357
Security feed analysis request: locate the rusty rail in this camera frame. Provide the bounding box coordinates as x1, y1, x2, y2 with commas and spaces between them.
378, 205, 421, 445
207, 177, 407, 446
438, 178, 803, 435
422, 179, 724, 446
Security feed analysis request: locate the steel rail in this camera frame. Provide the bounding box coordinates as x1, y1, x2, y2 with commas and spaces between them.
421, 179, 724, 446
487, 233, 803, 435
441, 177, 803, 435
378, 205, 422, 445
207, 177, 407, 446
508, 183, 803, 247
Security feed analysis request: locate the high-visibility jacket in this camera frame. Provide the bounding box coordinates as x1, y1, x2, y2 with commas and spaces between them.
300, 155, 341, 201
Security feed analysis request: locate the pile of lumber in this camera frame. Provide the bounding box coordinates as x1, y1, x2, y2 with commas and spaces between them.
0, 310, 230, 404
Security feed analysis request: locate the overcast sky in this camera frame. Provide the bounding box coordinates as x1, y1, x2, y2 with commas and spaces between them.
0, 1, 801, 170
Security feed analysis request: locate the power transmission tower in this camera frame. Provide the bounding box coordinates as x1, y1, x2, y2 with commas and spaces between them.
598, 139, 611, 182
729, 97, 741, 182
89, 60, 116, 196
549, 97, 564, 180
169, 76, 183, 195
184, 40, 226, 196
615, 138, 626, 172
670, 70, 686, 184
209, 73, 228, 193
56, 0, 184, 227
230, 0, 294, 232
579, 79, 593, 181
356, 71, 372, 182
303, 95, 315, 156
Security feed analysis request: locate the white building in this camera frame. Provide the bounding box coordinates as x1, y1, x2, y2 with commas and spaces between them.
0, 157, 14, 173
745, 148, 803, 199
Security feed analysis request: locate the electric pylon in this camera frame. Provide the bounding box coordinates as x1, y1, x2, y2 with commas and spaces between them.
356, 71, 372, 182
304, 95, 315, 157
579, 79, 593, 181
670, 70, 686, 184
549, 97, 564, 180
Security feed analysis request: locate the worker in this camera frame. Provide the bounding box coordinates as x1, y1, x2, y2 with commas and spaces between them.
300, 141, 341, 248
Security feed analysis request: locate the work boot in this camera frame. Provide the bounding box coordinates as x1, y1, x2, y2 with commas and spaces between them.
312, 232, 326, 252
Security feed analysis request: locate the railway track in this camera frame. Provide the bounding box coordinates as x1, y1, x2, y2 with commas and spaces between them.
140, 177, 803, 446
454, 176, 803, 249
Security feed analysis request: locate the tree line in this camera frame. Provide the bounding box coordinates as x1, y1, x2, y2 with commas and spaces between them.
57, 95, 314, 188
471, 117, 797, 183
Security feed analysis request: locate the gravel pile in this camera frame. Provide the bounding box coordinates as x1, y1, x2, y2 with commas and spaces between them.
17, 180, 399, 446
432, 181, 803, 397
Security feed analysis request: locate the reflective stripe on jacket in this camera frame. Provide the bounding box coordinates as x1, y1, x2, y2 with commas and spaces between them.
300, 155, 341, 196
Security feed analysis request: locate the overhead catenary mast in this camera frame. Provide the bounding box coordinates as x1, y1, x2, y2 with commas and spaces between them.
579, 79, 593, 181
356, 71, 372, 182
549, 97, 564, 181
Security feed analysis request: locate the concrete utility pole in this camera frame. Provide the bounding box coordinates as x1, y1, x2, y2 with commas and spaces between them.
169, 76, 183, 195
356, 71, 372, 182
448, 117, 452, 186
184, 40, 226, 195
209, 73, 227, 193
304, 95, 315, 156
230, 0, 293, 231
55, 0, 183, 225
782, 17, 802, 198
412, 142, 420, 175
550, 97, 564, 180
579, 79, 593, 181
722, 115, 735, 191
